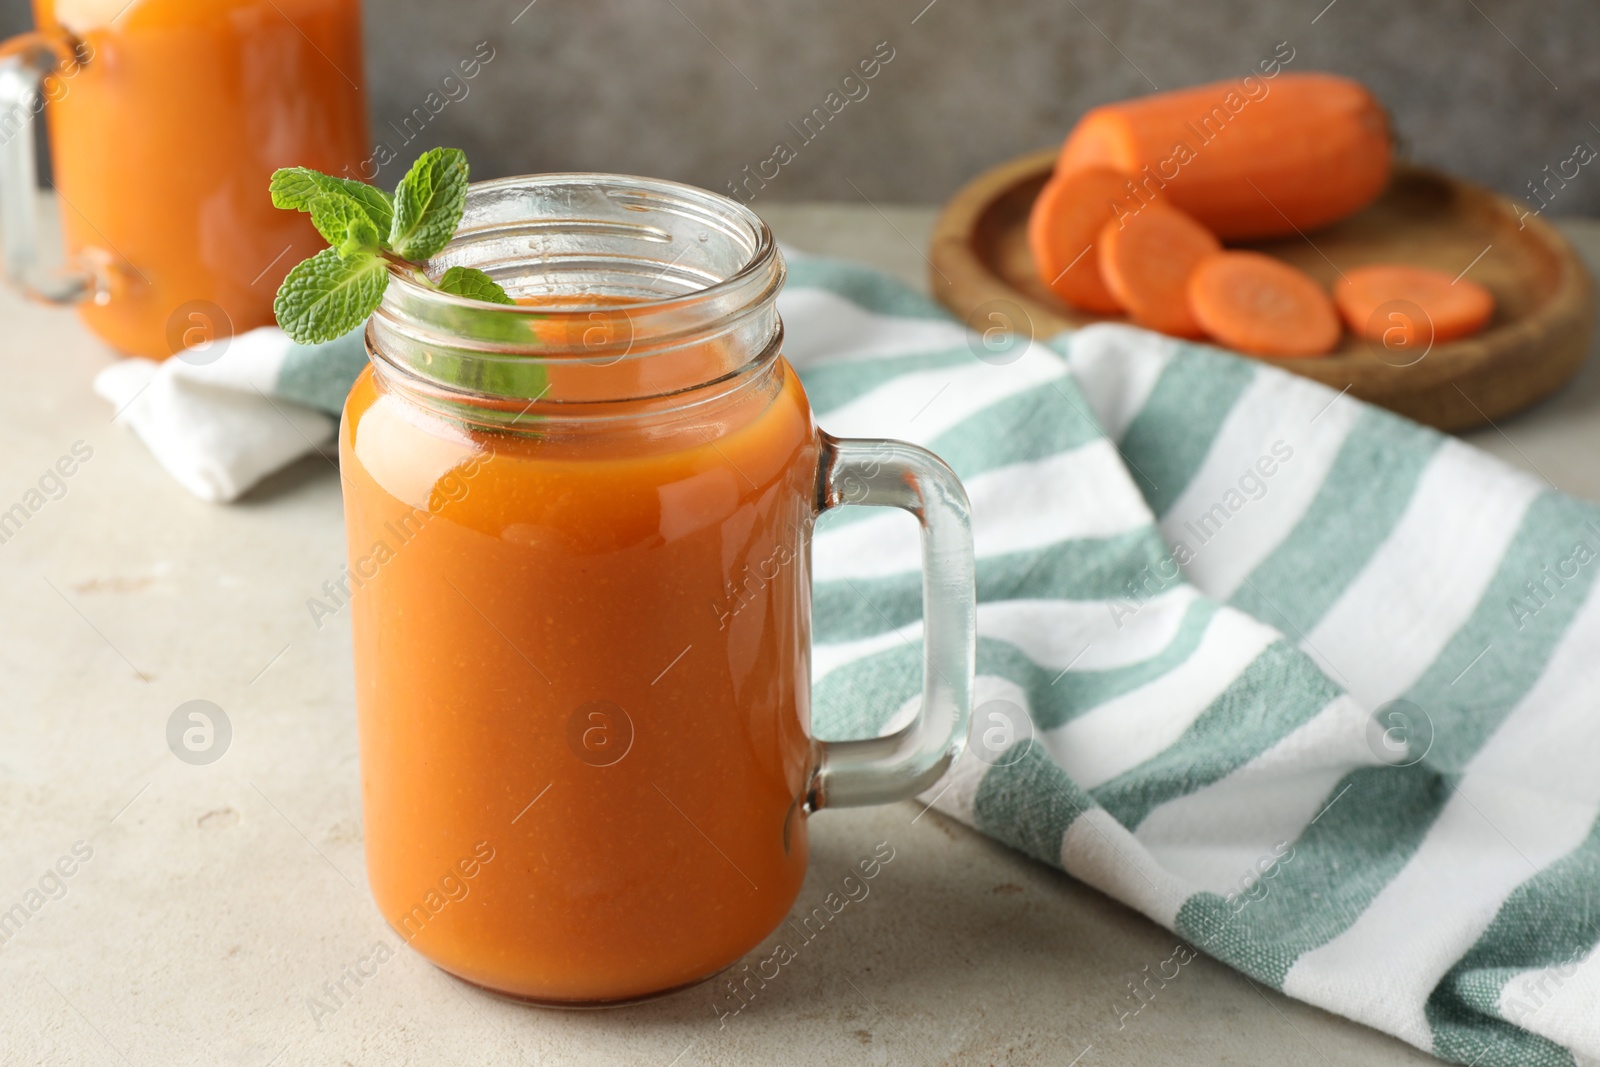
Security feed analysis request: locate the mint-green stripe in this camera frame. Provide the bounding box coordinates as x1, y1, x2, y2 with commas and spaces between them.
1426, 812, 1600, 1067
812, 530, 1170, 643
1229, 406, 1442, 636
808, 375, 1103, 534
277, 327, 368, 414
1403, 493, 1600, 769
922, 380, 1104, 480
813, 597, 1220, 743
972, 742, 1094, 868
1429, 1026, 1573, 1067
1090, 639, 1341, 831
1117, 347, 1257, 516
812, 638, 923, 743
1039, 596, 1219, 728
1428, 998, 1574, 1067
1173, 764, 1454, 988
804, 347, 974, 417
819, 369, 1107, 483
784, 258, 953, 321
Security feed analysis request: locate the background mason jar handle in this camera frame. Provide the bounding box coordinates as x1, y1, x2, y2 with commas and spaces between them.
0, 32, 93, 303
807, 433, 976, 810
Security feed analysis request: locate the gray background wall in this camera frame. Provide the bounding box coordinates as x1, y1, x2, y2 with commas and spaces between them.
5, 0, 1597, 215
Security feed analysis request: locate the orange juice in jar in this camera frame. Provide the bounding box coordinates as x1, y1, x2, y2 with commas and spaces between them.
0, 0, 366, 357
342, 175, 977, 1004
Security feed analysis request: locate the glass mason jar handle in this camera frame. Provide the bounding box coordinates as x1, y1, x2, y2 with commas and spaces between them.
0, 33, 93, 303
807, 433, 976, 810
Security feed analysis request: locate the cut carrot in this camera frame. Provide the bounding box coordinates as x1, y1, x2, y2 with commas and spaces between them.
1057, 73, 1392, 240
1097, 203, 1220, 338
1188, 251, 1341, 357
1027, 166, 1135, 313
1334, 264, 1494, 346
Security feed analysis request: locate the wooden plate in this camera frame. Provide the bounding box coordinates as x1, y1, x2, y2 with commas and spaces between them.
929, 149, 1596, 431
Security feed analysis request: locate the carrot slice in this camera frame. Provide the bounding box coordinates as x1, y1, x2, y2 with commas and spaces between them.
1188, 251, 1340, 357
1097, 203, 1220, 338
1027, 166, 1134, 314
1334, 264, 1494, 346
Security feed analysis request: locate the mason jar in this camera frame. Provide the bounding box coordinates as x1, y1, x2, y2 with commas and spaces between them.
342, 173, 976, 1005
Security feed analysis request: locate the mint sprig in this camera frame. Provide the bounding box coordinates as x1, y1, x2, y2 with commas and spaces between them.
269, 148, 511, 344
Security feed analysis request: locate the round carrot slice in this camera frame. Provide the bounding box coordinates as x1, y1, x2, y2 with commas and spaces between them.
1188, 251, 1341, 357
1334, 264, 1494, 347
1097, 203, 1221, 338
1027, 166, 1133, 314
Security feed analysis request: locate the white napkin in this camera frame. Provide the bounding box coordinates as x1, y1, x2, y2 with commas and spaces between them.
93, 327, 333, 503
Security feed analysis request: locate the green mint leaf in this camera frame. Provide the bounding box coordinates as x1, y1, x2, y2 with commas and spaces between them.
270, 168, 395, 240
436, 266, 514, 305
307, 194, 381, 258
340, 222, 381, 260
273, 248, 389, 345
388, 148, 468, 261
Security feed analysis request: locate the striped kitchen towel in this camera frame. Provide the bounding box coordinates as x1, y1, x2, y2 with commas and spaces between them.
789, 255, 1600, 1066
97, 249, 1600, 1063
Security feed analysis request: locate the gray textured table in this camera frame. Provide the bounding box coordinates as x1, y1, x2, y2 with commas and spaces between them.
4, 203, 1595, 1066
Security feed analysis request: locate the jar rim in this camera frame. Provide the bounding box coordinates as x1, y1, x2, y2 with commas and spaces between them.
384, 171, 781, 319
365, 172, 788, 415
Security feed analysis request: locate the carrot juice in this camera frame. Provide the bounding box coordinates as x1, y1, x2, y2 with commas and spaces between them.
26, 0, 366, 357
341, 342, 820, 1003
341, 173, 975, 1004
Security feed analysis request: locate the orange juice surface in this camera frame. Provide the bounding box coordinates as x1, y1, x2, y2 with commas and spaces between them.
33, 0, 366, 357
340, 344, 821, 1002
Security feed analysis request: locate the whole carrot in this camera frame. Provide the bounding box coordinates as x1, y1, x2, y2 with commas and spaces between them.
1057, 73, 1392, 240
